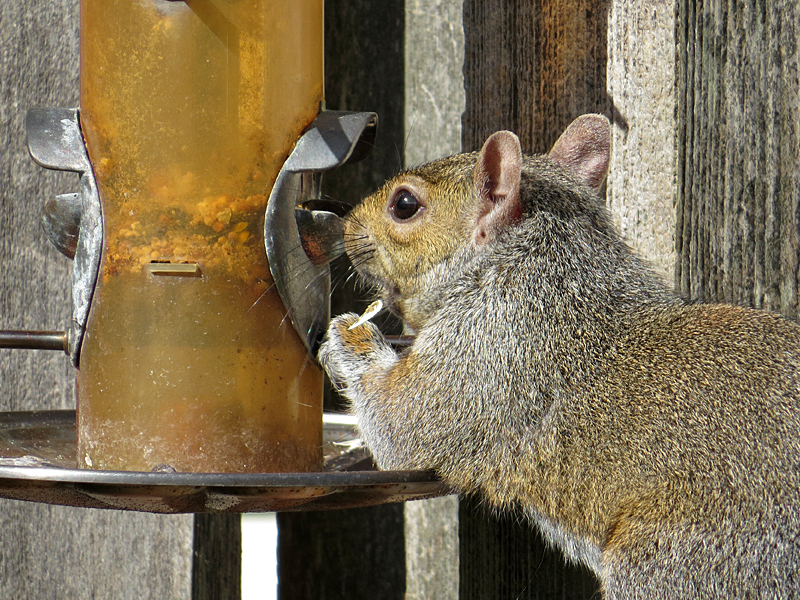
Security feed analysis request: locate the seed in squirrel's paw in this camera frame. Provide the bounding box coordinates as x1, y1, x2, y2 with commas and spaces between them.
349, 300, 384, 330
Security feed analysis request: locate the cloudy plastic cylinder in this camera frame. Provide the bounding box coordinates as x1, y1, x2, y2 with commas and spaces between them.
77, 0, 325, 473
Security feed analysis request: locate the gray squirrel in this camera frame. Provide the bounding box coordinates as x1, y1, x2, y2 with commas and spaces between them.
317, 114, 800, 598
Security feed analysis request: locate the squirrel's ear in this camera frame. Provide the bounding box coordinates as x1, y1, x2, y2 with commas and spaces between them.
473, 130, 523, 246
548, 114, 610, 191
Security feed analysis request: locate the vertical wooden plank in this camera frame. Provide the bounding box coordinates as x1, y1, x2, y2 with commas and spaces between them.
0, 505, 193, 599
462, 0, 612, 156
403, 1, 464, 597
321, 0, 407, 329
459, 499, 597, 600
461, 0, 541, 153
606, 0, 678, 277
459, 499, 598, 599
277, 505, 406, 600
676, 0, 800, 318
460, 0, 681, 596
0, 0, 77, 413
405, 0, 466, 167
321, 0, 407, 202
192, 514, 242, 600
534, 0, 613, 150
404, 497, 460, 600
276, 0, 408, 596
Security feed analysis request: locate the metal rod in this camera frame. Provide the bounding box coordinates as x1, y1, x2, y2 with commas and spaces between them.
0, 330, 408, 353
0, 330, 69, 353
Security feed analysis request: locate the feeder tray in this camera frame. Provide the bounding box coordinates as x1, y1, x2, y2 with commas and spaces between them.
0, 410, 450, 513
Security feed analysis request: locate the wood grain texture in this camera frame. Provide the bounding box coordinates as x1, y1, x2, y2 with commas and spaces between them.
606, 0, 677, 277
277, 505, 406, 600
405, 0, 466, 167
676, 0, 800, 317
403, 2, 463, 598
321, 0, 408, 357
404, 496, 459, 600
192, 514, 242, 600
461, 0, 541, 152
0, 0, 77, 410
462, 0, 612, 155
459, 499, 598, 600
0, 505, 193, 600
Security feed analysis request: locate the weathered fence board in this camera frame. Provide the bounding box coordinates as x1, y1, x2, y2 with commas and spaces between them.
677, 0, 800, 318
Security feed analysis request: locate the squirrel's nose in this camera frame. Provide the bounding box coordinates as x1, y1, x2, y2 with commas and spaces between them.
295, 208, 346, 266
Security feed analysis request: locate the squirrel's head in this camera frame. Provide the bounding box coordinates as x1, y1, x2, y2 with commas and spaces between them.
343, 114, 611, 331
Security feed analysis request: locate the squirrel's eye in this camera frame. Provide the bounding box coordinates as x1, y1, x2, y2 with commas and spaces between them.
390, 190, 423, 221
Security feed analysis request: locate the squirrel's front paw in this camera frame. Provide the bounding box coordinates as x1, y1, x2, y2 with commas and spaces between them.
318, 313, 395, 392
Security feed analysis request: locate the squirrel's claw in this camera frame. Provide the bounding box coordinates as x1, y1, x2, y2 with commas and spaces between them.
318, 313, 396, 393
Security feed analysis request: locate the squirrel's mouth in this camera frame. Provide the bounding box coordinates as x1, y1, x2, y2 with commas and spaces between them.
382, 290, 402, 318
350, 269, 398, 311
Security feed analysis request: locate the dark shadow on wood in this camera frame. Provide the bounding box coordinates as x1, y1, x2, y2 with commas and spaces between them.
459, 498, 598, 600
277, 505, 406, 600
192, 514, 242, 600
321, 0, 407, 414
